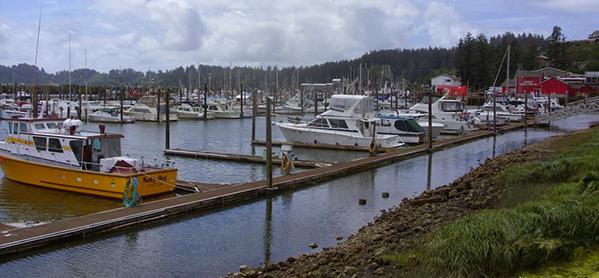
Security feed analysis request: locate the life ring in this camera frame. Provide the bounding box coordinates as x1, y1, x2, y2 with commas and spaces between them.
369, 141, 377, 153
280, 153, 294, 174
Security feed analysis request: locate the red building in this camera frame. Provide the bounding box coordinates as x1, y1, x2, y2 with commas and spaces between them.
541, 77, 571, 96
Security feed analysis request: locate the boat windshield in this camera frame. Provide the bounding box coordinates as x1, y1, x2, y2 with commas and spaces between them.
394, 119, 424, 132
440, 101, 463, 112
307, 118, 330, 128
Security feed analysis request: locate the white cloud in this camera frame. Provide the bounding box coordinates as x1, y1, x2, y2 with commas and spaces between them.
424, 1, 475, 47
537, 0, 599, 12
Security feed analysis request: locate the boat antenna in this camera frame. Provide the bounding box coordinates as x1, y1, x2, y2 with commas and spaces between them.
32, 0, 44, 118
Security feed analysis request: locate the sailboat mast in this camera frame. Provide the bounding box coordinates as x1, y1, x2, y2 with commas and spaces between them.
506, 44, 510, 95
85, 48, 88, 101
32, 0, 43, 117
68, 32, 72, 101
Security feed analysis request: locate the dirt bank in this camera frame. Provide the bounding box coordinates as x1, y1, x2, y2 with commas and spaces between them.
227, 130, 592, 278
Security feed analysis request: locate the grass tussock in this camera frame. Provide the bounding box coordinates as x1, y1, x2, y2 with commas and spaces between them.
421, 180, 598, 277
387, 128, 599, 277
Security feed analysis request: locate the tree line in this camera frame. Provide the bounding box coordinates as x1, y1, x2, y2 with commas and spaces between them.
1, 26, 597, 92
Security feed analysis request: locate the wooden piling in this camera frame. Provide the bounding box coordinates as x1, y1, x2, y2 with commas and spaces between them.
428, 89, 433, 151
203, 83, 208, 121
251, 90, 257, 142
120, 86, 124, 124
156, 88, 161, 123
314, 90, 318, 116
77, 87, 82, 120
240, 83, 244, 119
266, 97, 273, 188
165, 89, 170, 150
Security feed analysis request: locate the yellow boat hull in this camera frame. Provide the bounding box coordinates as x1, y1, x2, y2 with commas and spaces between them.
0, 153, 177, 199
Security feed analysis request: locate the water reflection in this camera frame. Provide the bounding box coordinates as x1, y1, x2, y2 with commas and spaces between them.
426, 153, 433, 190
0, 115, 597, 277
492, 135, 497, 158
264, 198, 273, 265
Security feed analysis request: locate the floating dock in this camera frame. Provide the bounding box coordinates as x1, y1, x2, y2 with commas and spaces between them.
0, 122, 529, 257
251, 140, 392, 152
164, 149, 332, 168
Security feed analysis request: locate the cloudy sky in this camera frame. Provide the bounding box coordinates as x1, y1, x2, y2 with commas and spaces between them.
0, 0, 597, 73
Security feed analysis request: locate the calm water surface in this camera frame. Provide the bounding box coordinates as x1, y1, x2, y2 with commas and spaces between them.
0, 114, 596, 277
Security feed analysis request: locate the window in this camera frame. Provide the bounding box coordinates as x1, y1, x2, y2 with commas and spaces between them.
33, 136, 47, 151
34, 123, 46, 130
12, 122, 18, 134
394, 119, 424, 133
19, 123, 29, 133
46, 122, 57, 129
92, 138, 102, 152
329, 119, 348, 129
48, 138, 63, 153
8, 122, 12, 134
307, 118, 329, 128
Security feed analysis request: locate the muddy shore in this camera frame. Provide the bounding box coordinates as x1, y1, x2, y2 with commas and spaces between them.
227, 131, 584, 278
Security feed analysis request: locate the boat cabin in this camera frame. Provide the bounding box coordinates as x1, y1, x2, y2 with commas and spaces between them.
2, 118, 124, 171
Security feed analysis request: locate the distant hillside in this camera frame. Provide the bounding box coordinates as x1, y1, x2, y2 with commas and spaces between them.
2, 27, 596, 91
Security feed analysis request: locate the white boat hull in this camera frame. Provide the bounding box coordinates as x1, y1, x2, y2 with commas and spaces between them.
277, 123, 403, 148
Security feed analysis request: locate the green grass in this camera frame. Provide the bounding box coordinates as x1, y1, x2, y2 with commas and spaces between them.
385, 128, 599, 277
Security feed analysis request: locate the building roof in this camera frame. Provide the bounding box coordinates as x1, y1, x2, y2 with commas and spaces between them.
585, 71, 599, 77
431, 74, 459, 81
516, 69, 542, 77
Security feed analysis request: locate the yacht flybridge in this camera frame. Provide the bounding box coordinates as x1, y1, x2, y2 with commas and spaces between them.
276, 95, 405, 148
0, 118, 177, 198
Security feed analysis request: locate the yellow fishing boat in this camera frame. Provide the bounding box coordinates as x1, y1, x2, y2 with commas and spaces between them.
0, 117, 177, 199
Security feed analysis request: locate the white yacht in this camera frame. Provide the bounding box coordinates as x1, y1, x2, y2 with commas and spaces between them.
176, 103, 214, 119
374, 112, 425, 144
405, 95, 478, 134
124, 96, 177, 122
207, 100, 241, 119
477, 102, 524, 122
88, 107, 135, 123
276, 95, 404, 148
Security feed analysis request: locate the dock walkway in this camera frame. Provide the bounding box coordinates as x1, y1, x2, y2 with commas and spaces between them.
0, 123, 527, 257
165, 149, 331, 168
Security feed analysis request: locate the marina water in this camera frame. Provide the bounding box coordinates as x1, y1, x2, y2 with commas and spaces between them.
0, 114, 596, 276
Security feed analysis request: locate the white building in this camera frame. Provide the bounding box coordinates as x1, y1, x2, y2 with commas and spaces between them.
431, 74, 461, 90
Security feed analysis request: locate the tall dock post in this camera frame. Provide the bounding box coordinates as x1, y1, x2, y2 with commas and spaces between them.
314, 90, 318, 116
252, 90, 257, 142
240, 83, 244, 119
265, 97, 273, 188
203, 83, 208, 121
428, 88, 433, 151
165, 89, 170, 150
524, 91, 528, 126
493, 89, 497, 133
156, 87, 161, 123
77, 86, 82, 120
120, 86, 124, 124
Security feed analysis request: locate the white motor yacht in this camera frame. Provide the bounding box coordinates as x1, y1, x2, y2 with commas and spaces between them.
375, 112, 425, 144
124, 96, 177, 122
176, 103, 214, 119
405, 95, 478, 134
276, 95, 404, 148
207, 100, 241, 119
88, 107, 135, 123
477, 102, 523, 123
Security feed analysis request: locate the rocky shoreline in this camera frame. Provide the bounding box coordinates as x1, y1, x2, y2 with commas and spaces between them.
227, 135, 563, 278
